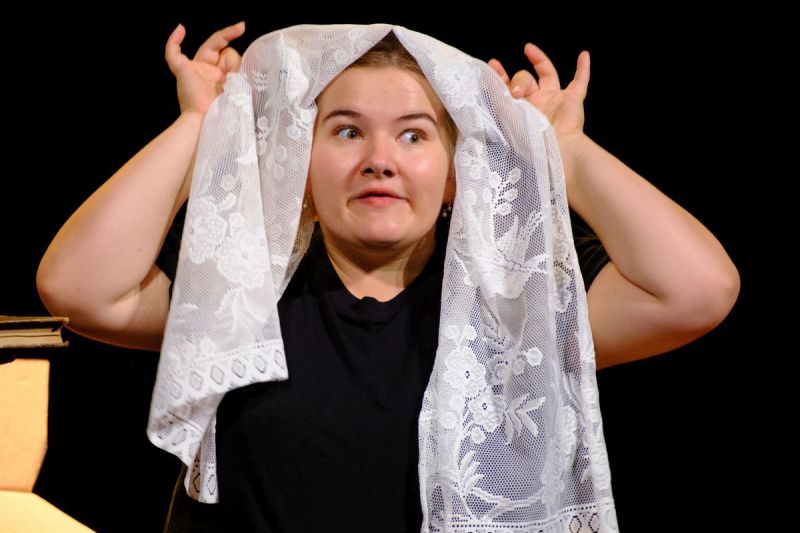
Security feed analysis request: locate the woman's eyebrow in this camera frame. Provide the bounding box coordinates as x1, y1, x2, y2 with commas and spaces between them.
398, 112, 439, 126
320, 109, 360, 124
321, 109, 439, 126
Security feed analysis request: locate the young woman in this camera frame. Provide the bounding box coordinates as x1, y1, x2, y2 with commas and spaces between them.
37, 22, 739, 532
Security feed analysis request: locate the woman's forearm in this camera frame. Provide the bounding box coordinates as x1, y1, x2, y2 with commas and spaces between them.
560, 133, 739, 316
37, 111, 204, 312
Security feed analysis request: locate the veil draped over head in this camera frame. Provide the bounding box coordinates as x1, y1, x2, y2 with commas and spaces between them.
147, 23, 620, 532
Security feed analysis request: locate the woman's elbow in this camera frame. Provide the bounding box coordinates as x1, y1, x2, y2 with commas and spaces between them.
36, 257, 65, 314
36, 254, 94, 318
681, 265, 741, 332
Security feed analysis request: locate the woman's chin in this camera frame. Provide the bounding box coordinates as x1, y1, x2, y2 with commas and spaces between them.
319, 217, 436, 254
355, 232, 406, 250
353, 225, 437, 254
347, 220, 407, 247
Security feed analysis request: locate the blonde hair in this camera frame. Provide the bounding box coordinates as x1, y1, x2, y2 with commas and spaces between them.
348, 32, 458, 158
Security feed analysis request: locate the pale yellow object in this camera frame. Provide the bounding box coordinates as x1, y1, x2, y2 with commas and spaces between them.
0, 358, 95, 531
0, 359, 48, 491
0, 491, 94, 532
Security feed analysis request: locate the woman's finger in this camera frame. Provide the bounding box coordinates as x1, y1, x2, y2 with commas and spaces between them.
564, 51, 591, 100
164, 23, 189, 75
218, 47, 242, 74
487, 58, 511, 84
193, 22, 246, 65
509, 69, 537, 97
523, 43, 560, 92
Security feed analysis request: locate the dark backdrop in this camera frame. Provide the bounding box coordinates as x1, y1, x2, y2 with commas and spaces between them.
5, 7, 759, 532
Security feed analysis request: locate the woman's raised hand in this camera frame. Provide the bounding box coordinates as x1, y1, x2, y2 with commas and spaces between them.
488, 44, 590, 146
165, 22, 246, 117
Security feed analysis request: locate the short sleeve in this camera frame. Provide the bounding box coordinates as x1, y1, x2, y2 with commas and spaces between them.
570, 208, 610, 290
155, 203, 187, 301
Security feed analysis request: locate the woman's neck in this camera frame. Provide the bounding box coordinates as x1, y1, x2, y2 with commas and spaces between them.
321, 228, 437, 302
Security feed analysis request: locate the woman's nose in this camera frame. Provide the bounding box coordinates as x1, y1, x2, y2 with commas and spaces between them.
360, 136, 397, 178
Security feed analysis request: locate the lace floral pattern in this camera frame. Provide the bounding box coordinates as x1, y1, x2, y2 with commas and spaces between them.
148, 24, 619, 532
185, 197, 227, 264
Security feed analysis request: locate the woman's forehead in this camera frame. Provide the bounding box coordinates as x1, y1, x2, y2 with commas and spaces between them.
317, 66, 445, 118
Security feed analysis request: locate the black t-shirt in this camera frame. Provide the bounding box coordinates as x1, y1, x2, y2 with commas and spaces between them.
157, 206, 610, 533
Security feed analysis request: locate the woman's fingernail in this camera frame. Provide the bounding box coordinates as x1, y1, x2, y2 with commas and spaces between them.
511, 86, 521, 96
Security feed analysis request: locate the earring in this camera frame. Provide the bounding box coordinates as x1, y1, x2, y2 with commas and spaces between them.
303, 194, 319, 221
440, 200, 454, 218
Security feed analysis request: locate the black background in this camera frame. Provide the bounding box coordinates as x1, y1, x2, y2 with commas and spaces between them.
5, 7, 762, 532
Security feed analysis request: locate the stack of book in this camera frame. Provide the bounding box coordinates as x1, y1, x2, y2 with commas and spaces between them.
0, 315, 69, 364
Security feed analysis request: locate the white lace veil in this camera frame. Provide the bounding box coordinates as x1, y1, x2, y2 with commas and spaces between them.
147, 23, 620, 531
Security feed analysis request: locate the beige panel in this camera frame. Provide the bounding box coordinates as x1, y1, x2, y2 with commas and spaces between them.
0, 359, 49, 491
0, 491, 95, 532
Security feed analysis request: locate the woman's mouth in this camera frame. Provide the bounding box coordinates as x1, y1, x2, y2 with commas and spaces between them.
354, 188, 405, 206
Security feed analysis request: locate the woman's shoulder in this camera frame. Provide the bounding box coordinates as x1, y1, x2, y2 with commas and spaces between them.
154, 207, 610, 296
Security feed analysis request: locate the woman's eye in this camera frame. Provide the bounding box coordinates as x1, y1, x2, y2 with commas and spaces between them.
335, 127, 359, 140
401, 130, 422, 144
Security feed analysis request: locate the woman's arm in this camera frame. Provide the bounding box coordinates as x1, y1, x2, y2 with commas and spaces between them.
561, 133, 740, 370
36, 112, 202, 351
36, 22, 246, 352
489, 44, 739, 370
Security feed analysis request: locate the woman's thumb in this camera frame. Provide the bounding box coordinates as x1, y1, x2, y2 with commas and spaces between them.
219, 47, 242, 74
165, 23, 187, 74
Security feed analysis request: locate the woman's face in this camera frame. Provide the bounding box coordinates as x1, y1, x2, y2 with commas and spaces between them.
308, 66, 454, 255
